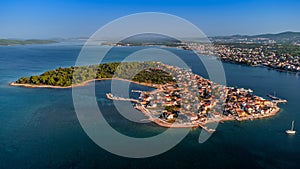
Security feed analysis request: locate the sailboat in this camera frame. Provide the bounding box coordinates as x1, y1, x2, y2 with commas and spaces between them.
286, 120, 296, 134
267, 91, 280, 100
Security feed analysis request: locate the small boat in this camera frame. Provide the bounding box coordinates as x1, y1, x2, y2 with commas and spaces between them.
286, 120, 296, 135
267, 91, 281, 100
207, 128, 216, 133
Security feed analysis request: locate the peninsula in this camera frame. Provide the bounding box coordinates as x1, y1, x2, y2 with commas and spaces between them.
10, 61, 286, 131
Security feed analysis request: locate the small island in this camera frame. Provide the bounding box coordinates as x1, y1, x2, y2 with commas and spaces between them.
0, 39, 57, 46
10, 61, 287, 131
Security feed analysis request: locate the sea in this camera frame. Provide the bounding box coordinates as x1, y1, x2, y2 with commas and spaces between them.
0, 42, 300, 169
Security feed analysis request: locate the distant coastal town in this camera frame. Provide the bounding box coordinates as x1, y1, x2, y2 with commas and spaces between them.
107, 32, 300, 73
183, 42, 300, 73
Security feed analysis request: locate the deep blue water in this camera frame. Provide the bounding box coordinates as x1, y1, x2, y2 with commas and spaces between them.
0, 43, 300, 169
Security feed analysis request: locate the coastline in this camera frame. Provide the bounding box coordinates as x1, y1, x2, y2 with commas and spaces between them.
145, 106, 281, 129
152, 118, 199, 128
219, 106, 281, 122
219, 59, 300, 74
9, 78, 160, 89
133, 104, 199, 128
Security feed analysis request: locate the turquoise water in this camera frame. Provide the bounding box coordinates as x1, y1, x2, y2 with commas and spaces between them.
0, 43, 300, 169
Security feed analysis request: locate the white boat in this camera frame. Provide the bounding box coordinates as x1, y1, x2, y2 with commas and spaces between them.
286, 120, 296, 134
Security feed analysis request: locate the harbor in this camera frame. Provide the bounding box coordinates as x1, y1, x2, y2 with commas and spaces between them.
106, 89, 283, 133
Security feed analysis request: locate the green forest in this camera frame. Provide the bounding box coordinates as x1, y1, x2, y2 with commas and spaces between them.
15, 62, 175, 87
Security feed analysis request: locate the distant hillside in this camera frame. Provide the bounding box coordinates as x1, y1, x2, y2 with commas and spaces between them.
212, 31, 300, 44
0, 39, 57, 46
253, 32, 300, 43
117, 33, 181, 46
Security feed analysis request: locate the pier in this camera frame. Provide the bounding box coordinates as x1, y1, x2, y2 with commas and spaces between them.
272, 99, 287, 103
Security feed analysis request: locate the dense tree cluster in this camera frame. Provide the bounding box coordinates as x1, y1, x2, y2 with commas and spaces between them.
15, 62, 175, 87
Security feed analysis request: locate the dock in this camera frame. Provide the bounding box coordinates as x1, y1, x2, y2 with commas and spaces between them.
267, 93, 287, 104
198, 123, 216, 133
272, 99, 287, 104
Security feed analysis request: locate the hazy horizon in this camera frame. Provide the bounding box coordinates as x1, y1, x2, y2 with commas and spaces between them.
2, 30, 300, 40
1, 0, 300, 39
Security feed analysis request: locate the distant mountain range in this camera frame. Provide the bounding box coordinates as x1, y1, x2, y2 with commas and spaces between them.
211, 31, 300, 44
117, 33, 181, 46
112, 31, 300, 45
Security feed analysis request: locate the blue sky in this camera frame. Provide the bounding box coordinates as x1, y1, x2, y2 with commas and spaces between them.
0, 0, 299, 38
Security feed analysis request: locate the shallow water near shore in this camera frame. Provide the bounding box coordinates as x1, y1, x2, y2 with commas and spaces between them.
0, 43, 300, 169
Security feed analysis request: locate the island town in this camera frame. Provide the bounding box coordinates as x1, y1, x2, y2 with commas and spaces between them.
106, 63, 287, 132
